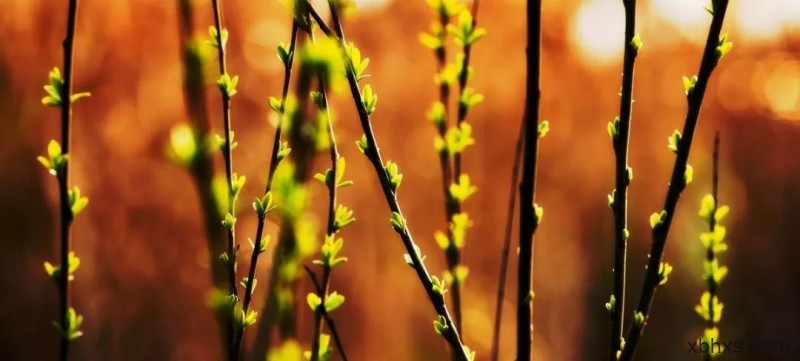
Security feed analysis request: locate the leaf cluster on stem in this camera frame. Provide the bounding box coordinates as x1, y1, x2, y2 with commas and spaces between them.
38, 0, 90, 359
420, 0, 485, 335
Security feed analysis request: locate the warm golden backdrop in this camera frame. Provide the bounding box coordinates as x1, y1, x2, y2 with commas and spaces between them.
0, 0, 798, 360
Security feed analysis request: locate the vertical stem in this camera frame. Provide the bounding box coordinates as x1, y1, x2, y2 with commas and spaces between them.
249, 22, 300, 361
426, 1, 460, 333
448, 0, 481, 333
619, 2, 729, 360
234, 21, 299, 361
310, 35, 339, 359
703, 132, 720, 361
490, 117, 524, 361
517, 0, 541, 360
254, 28, 319, 360
57, 0, 80, 359
210, 0, 239, 358
610, 1, 637, 359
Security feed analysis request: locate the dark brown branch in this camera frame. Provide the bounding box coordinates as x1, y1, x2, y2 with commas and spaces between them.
57, 0, 81, 359
516, 0, 542, 360
619, 2, 730, 359
209, 1, 239, 358
234, 21, 299, 361
490, 117, 524, 361
609, 1, 638, 359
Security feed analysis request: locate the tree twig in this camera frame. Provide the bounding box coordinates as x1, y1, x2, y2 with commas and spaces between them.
248, 21, 301, 361
56, 0, 81, 359
233, 21, 299, 361
609, 1, 638, 359
490, 116, 524, 361
309, 28, 340, 361
516, 0, 542, 360
702, 132, 721, 361
619, 2, 730, 359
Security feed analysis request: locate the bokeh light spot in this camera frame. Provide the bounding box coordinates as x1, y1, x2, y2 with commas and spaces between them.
735, 0, 784, 42
571, 0, 624, 66
764, 59, 800, 120
354, 0, 391, 11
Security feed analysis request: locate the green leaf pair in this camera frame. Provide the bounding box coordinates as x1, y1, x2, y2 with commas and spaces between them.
315, 235, 348, 268
208, 26, 229, 50
306, 292, 345, 313
217, 73, 239, 98
253, 192, 277, 217
384, 161, 403, 192
68, 187, 89, 217
332, 205, 355, 232
37, 140, 68, 176
449, 174, 477, 203
448, 10, 486, 47
695, 291, 723, 323
41, 67, 91, 107
44, 252, 80, 283
436, 122, 475, 155
52, 307, 84, 341
314, 157, 354, 190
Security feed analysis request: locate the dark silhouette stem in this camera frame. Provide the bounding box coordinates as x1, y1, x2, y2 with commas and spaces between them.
609, 1, 637, 359
490, 116, 524, 361
56, 0, 81, 359
448, 0, 482, 333
234, 21, 299, 361
516, 0, 541, 360
210, 0, 239, 358
619, 2, 729, 359
248, 21, 300, 361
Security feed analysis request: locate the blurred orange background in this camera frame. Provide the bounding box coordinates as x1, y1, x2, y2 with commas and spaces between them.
1, 0, 799, 360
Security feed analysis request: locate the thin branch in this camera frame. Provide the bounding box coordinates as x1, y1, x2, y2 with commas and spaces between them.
490, 117, 524, 361
56, 0, 81, 359
703, 132, 720, 361
517, 0, 542, 360
609, 1, 638, 359
249, 21, 301, 361
234, 21, 299, 361
310, 27, 340, 361
448, 0, 484, 333
209, 1, 240, 358
309, 3, 470, 359
619, 2, 730, 359
434, 7, 459, 334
